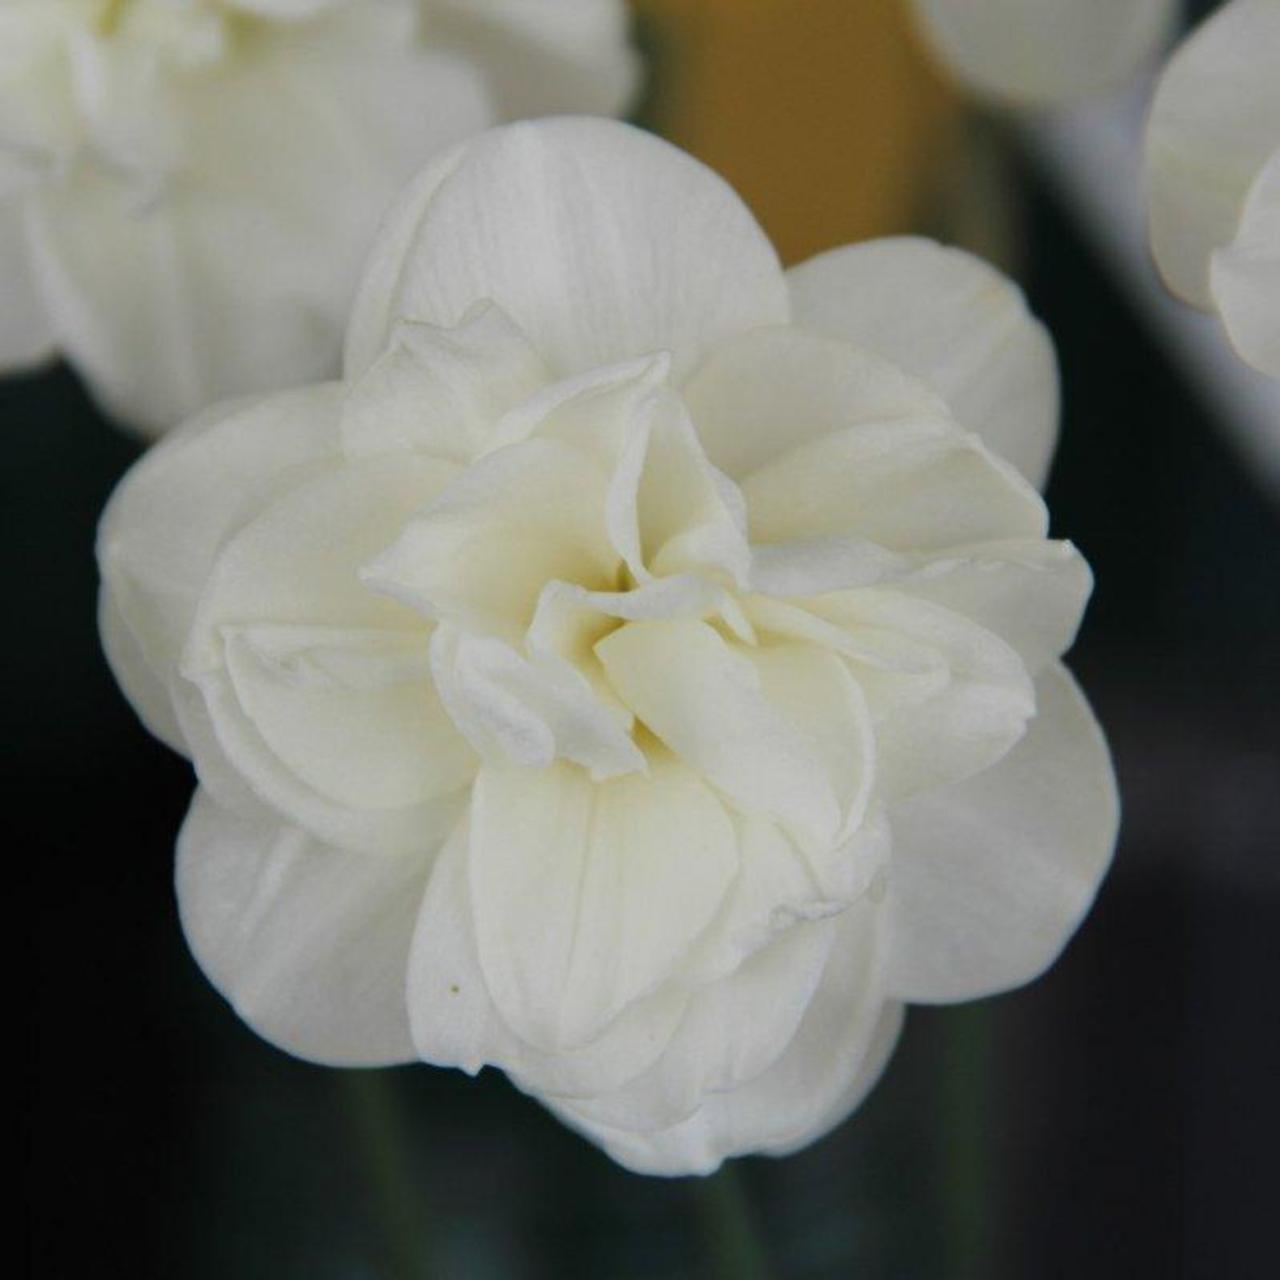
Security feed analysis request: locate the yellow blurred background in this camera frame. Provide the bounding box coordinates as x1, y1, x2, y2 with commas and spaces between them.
633, 0, 962, 265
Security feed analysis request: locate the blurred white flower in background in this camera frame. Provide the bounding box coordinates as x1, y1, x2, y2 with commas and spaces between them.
909, 0, 1180, 106
1145, 0, 1280, 375
0, 0, 637, 432
98, 118, 1117, 1176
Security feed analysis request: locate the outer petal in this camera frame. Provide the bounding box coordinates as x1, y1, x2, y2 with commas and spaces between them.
0, 200, 54, 370
885, 664, 1118, 1004
467, 757, 739, 1052
1210, 149, 1280, 376
176, 787, 432, 1067
911, 0, 1178, 106
549, 898, 900, 1176
431, 0, 640, 120
1146, 0, 1280, 308
343, 118, 790, 383
787, 239, 1060, 487
98, 383, 345, 752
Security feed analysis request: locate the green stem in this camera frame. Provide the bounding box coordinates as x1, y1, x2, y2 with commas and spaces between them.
695, 1164, 772, 1280
341, 1071, 433, 1280
940, 1004, 993, 1280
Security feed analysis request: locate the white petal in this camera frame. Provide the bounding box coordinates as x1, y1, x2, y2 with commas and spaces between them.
885, 664, 1118, 1003
343, 118, 789, 383
0, 200, 53, 370
1146, 0, 1280, 308
431, 0, 640, 119
98, 580, 185, 754
468, 757, 739, 1051
98, 383, 345, 750
911, 0, 1178, 105
682, 326, 1046, 549
1210, 149, 1280, 375
176, 787, 432, 1067
558, 919, 839, 1134
550, 898, 900, 1176
808, 590, 1036, 800
880, 539, 1092, 677
748, 534, 1090, 680
341, 303, 549, 463
596, 621, 859, 853
788, 239, 1060, 487
407, 819, 690, 1097
182, 456, 467, 855
428, 624, 643, 778
361, 438, 617, 642
746, 424, 1045, 553
222, 624, 475, 810
684, 326, 945, 482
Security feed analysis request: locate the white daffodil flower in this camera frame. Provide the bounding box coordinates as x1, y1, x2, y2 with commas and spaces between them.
910, 0, 1180, 106
0, 0, 637, 432
1146, 0, 1280, 376
99, 119, 1117, 1177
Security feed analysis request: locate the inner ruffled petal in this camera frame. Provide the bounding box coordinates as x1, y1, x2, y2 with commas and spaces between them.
361, 436, 621, 642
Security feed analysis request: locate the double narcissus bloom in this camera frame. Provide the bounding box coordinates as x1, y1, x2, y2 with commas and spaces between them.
0, 0, 637, 431
1145, 0, 1280, 376
99, 118, 1118, 1176
909, 0, 1180, 106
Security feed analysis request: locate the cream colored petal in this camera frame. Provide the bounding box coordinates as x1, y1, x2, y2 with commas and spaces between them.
788, 239, 1059, 487
361, 438, 618, 643
98, 383, 345, 751
221, 624, 475, 811
885, 664, 1118, 1003
0, 200, 54, 370
428, 623, 643, 778
556, 919, 839, 1135
811, 589, 1036, 801
467, 757, 739, 1052
549, 898, 899, 1176
1146, 0, 1280, 307
683, 326, 946, 482
341, 303, 549, 463
597, 621, 852, 853
742, 419, 1046, 552
1210, 149, 1280, 375
912, 0, 1179, 106
177, 787, 433, 1067
180, 455, 465, 854
407, 820, 690, 1098
343, 118, 789, 383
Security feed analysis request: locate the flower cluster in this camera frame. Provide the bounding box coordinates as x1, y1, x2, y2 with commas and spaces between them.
99, 119, 1118, 1175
